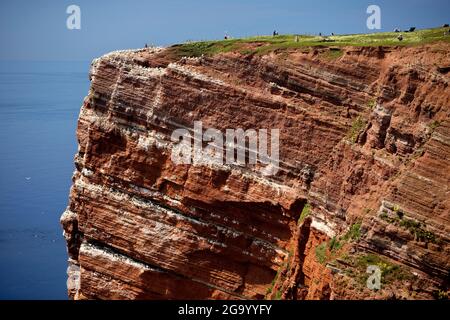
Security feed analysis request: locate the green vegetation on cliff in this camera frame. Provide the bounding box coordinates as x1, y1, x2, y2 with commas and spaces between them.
298, 203, 311, 224
170, 27, 450, 58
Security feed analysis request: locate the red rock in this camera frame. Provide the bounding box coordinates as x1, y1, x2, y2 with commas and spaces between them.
61, 44, 450, 300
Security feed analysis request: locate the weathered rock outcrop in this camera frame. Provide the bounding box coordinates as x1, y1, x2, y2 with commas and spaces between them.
61, 43, 450, 300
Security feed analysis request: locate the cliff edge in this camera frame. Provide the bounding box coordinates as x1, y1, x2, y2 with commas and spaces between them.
61, 31, 450, 299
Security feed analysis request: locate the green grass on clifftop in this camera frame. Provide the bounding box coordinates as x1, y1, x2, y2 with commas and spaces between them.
169, 27, 450, 58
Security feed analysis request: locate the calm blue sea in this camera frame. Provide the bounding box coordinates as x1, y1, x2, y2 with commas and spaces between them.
0, 61, 90, 299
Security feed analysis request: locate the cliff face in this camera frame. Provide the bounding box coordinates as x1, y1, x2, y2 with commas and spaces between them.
61, 43, 450, 300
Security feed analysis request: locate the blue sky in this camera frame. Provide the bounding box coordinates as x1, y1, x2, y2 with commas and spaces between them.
0, 0, 448, 61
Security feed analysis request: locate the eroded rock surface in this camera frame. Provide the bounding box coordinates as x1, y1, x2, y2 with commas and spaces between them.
61, 43, 450, 300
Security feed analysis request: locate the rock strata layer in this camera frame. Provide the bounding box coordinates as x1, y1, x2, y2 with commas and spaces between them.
61, 43, 450, 299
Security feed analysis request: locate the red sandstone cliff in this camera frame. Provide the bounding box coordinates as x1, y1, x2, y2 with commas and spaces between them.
61, 42, 450, 300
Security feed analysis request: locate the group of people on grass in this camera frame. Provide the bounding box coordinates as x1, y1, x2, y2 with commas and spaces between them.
142, 24, 449, 48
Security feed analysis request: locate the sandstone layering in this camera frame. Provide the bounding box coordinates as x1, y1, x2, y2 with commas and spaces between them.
61, 42, 450, 300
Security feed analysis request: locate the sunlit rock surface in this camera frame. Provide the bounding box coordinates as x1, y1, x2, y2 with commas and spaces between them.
61, 43, 450, 300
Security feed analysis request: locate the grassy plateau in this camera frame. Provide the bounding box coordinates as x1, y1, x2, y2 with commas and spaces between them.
169, 27, 450, 58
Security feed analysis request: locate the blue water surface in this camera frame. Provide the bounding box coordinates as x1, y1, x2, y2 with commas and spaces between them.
0, 61, 90, 299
